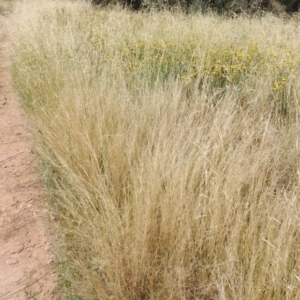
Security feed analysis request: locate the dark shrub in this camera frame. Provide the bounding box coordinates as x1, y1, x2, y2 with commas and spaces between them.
91, 0, 299, 13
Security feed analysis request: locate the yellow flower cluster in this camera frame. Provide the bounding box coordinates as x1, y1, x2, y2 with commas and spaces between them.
81, 28, 300, 92
272, 77, 287, 91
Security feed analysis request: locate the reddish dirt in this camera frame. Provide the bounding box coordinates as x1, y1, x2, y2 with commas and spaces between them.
0, 16, 56, 300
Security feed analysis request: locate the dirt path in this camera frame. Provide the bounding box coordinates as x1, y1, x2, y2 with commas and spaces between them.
0, 15, 56, 300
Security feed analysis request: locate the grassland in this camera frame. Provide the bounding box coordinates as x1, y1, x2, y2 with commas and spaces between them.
0, 0, 18, 15
10, 0, 300, 299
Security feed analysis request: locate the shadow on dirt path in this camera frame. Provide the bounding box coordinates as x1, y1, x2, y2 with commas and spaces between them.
0, 14, 56, 300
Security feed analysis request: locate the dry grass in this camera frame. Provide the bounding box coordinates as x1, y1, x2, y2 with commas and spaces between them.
10, 1, 300, 299
0, 0, 18, 15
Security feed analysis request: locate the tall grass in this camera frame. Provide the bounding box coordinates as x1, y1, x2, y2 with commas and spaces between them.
0, 0, 18, 15
11, 1, 300, 299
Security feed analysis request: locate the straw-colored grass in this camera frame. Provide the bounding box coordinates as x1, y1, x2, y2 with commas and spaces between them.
0, 0, 18, 15
11, 1, 300, 299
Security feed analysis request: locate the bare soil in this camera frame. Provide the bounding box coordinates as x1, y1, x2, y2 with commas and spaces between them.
0, 16, 56, 300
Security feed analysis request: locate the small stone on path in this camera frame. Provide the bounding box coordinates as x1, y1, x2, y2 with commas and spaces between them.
10, 244, 24, 254
6, 258, 18, 265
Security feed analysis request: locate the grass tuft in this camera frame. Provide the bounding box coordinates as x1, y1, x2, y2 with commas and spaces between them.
0, 0, 18, 15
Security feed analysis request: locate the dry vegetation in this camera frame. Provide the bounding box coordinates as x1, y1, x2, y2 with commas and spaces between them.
10, 0, 300, 299
0, 0, 18, 15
